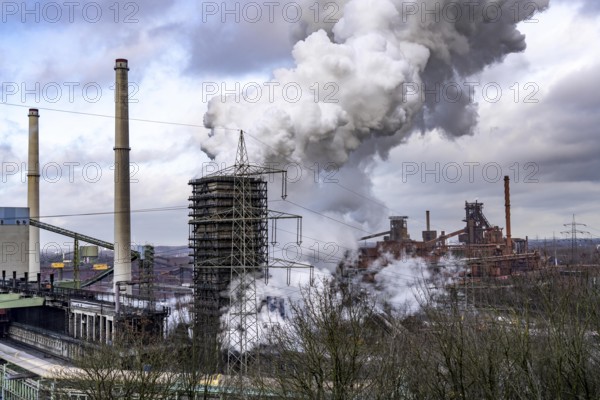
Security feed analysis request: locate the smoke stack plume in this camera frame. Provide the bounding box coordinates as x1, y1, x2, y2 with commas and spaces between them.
114, 58, 131, 292
27, 108, 40, 279
204, 0, 550, 167
504, 176, 512, 254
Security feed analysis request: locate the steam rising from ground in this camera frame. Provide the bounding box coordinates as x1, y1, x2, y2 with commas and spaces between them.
370, 253, 431, 313
220, 254, 467, 351
362, 252, 466, 313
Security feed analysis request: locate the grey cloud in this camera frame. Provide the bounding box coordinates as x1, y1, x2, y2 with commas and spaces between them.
184, 0, 298, 76
552, 0, 600, 14
185, 23, 295, 75
515, 63, 600, 183
413, 0, 549, 137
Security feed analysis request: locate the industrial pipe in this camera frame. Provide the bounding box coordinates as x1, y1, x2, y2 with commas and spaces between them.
426, 210, 431, 231
114, 59, 132, 293
27, 109, 40, 279
504, 176, 512, 254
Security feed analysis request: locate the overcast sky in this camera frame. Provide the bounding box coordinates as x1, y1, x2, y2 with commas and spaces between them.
1, 0, 599, 267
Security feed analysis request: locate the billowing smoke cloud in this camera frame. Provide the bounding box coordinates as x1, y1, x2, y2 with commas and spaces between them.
202, 0, 549, 243
204, 0, 550, 166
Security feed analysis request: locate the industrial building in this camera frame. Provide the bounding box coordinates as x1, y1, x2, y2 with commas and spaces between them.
0, 207, 30, 277
0, 55, 305, 396
0, 59, 170, 398
355, 176, 540, 279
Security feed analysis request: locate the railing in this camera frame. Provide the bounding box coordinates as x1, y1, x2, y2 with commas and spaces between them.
0, 281, 169, 315
0, 364, 41, 400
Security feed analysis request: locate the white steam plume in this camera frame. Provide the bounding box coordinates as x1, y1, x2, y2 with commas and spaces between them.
204, 0, 550, 165
367, 252, 467, 314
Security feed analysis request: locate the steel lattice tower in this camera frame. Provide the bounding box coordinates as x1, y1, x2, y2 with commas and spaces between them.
189, 130, 310, 378
227, 132, 267, 373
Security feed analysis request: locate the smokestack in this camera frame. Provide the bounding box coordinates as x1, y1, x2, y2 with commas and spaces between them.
426, 210, 430, 231
114, 59, 131, 293
27, 109, 40, 279
504, 176, 512, 254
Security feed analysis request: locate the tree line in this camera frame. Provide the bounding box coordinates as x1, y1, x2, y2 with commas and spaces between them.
53, 267, 600, 399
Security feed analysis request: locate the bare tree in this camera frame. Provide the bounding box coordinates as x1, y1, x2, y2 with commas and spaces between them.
54, 318, 176, 399
168, 319, 224, 400
404, 268, 600, 400
252, 278, 412, 399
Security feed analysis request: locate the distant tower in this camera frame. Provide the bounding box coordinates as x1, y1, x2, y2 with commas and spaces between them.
389, 216, 410, 241
562, 214, 588, 265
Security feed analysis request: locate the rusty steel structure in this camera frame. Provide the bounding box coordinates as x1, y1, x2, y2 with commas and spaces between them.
459, 201, 492, 245
355, 175, 540, 278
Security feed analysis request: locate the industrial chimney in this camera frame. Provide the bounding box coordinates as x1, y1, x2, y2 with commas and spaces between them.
114, 59, 131, 293
27, 109, 40, 279
504, 176, 512, 254
422, 210, 437, 242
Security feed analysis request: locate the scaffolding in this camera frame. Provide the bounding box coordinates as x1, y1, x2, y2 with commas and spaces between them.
188, 174, 268, 373
189, 131, 309, 376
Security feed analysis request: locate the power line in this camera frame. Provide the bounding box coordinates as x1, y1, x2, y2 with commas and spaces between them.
1, 102, 212, 129
561, 214, 589, 265
240, 130, 403, 214
35, 198, 288, 219
283, 199, 373, 235
35, 205, 188, 219
3, 102, 415, 232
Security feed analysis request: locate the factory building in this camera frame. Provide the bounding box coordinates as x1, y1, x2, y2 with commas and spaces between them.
356, 176, 540, 278
0, 207, 30, 277
0, 60, 168, 370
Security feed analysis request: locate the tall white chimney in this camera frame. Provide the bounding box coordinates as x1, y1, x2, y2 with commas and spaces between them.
114, 59, 131, 293
27, 108, 40, 279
